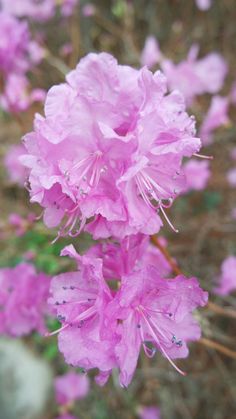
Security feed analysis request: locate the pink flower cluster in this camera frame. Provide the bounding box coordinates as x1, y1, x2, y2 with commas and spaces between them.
161, 45, 227, 106
22, 52, 201, 239
4, 144, 28, 186
54, 371, 90, 406
0, 263, 50, 336
214, 256, 236, 296
0, 11, 45, 113
48, 237, 208, 387
0, 0, 79, 21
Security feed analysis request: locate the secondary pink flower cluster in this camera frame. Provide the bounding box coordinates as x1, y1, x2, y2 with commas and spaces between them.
161, 45, 227, 106
182, 159, 211, 194
4, 144, 28, 186
55, 371, 90, 406
22, 52, 201, 239
0, 263, 50, 336
141, 41, 227, 106
0, 11, 45, 113
0, 0, 79, 21
48, 236, 208, 387
214, 256, 236, 296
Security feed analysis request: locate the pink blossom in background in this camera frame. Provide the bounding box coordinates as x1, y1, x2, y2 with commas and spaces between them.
139, 406, 161, 419
0, 0, 55, 22
214, 256, 236, 296
55, 371, 89, 405
0, 12, 36, 75
56, 415, 78, 419
231, 208, 236, 220
0, 263, 50, 337
0, 74, 45, 114
22, 52, 201, 240
140, 36, 161, 69
4, 144, 28, 186
230, 147, 236, 161
200, 96, 229, 145
61, 0, 79, 17
82, 3, 96, 17
161, 45, 227, 105
195, 0, 212, 11
49, 244, 208, 387
182, 159, 211, 193
227, 168, 236, 187
8, 212, 36, 237
230, 81, 236, 105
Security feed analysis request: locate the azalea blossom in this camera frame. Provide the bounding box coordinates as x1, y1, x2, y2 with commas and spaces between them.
87, 234, 172, 279
0, 73, 45, 114
140, 36, 161, 69
138, 406, 161, 419
214, 256, 236, 296
200, 96, 229, 145
22, 52, 201, 239
106, 268, 208, 387
227, 168, 236, 187
55, 371, 89, 406
48, 245, 118, 380
49, 244, 207, 387
4, 144, 28, 186
182, 159, 211, 193
195, 0, 212, 11
161, 45, 227, 105
0, 263, 50, 336
0, 0, 55, 21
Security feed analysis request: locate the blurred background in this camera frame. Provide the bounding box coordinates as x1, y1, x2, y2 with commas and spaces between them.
0, 1, 235, 418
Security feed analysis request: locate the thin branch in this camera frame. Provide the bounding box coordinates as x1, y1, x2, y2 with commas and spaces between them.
199, 338, 236, 360
151, 235, 182, 276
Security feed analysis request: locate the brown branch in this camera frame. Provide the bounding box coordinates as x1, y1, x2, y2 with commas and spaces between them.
151, 235, 236, 320
151, 235, 182, 276
199, 338, 236, 360
207, 301, 236, 319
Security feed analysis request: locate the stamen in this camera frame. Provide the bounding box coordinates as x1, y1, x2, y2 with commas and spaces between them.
159, 205, 179, 233
141, 312, 186, 376
193, 153, 213, 160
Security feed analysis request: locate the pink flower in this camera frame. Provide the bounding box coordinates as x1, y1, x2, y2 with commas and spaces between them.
87, 234, 171, 279
140, 36, 161, 69
105, 269, 208, 387
48, 245, 117, 378
214, 256, 236, 296
195, 0, 212, 10
0, 74, 45, 114
56, 415, 78, 419
0, 12, 35, 75
0, 0, 55, 22
200, 96, 229, 145
61, 0, 79, 17
230, 147, 236, 161
22, 52, 201, 239
8, 212, 36, 237
0, 263, 50, 337
55, 371, 89, 405
161, 45, 227, 105
231, 208, 236, 220
82, 3, 96, 17
182, 159, 211, 193
139, 406, 161, 419
227, 168, 236, 187
4, 144, 28, 186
